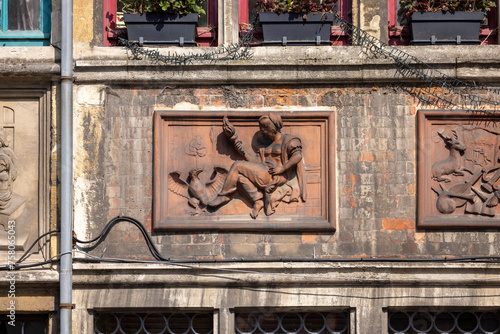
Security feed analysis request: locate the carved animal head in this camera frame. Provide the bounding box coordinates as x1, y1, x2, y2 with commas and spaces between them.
188, 168, 204, 179
437, 129, 466, 152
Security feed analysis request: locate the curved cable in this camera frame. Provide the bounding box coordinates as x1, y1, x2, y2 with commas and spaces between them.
15, 229, 60, 264
4, 215, 500, 272
74, 216, 169, 262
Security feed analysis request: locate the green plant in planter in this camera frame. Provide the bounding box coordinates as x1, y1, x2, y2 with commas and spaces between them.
253, 0, 338, 15
398, 0, 496, 45
253, 0, 339, 45
120, 0, 206, 15
399, 0, 496, 19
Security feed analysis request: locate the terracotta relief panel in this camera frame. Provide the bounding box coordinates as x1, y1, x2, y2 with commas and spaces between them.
0, 90, 49, 253
153, 111, 335, 231
418, 110, 500, 228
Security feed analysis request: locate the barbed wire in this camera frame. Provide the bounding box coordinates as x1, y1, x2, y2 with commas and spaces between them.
117, 13, 500, 114
338, 16, 500, 113
117, 16, 258, 65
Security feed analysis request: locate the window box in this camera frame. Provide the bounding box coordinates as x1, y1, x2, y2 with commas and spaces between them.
258, 12, 335, 46
388, 0, 498, 45
239, 0, 352, 46
123, 13, 199, 46
410, 11, 484, 45
104, 0, 217, 46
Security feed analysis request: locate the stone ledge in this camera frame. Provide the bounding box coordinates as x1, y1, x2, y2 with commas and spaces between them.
72, 261, 500, 286
73, 45, 500, 84
0, 268, 59, 285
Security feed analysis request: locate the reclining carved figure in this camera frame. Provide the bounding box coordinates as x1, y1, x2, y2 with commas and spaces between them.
208, 113, 307, 219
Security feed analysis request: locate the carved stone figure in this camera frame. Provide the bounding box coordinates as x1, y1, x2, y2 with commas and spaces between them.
208, 113, 307, 219
168, 167, 228, 216
0, 127, 28, 251
185, 135, 207, 157
0, 133, 18, 210
431, 129, 468, 183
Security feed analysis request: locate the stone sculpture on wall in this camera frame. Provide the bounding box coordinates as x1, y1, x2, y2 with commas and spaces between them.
0, 130, 26, 248
154, 111, 334, 231
207, 114, 307, 219
0, 132, 19, 210
0, 92, 48, 253
168, 113, 307, 219
418, 110, 500, 228
168, 167, 228, 216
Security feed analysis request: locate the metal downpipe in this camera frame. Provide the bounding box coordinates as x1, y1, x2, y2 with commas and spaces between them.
60, 0, 74, 333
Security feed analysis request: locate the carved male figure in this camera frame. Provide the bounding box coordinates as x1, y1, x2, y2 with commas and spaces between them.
208, 113, 307, 218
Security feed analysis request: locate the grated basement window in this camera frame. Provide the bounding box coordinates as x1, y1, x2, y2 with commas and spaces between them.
235, 311, 349, 334
94, 312, 213, 334
388, 311, 500, 334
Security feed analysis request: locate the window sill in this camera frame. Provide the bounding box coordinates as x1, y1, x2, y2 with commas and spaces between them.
73, 44, 500, 84
0, 46, 59, 77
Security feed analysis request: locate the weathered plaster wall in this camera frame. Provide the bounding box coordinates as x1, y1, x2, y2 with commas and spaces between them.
72, 83, 500, 261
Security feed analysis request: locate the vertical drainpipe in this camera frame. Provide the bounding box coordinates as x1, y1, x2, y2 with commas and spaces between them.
60, 0, 74, 333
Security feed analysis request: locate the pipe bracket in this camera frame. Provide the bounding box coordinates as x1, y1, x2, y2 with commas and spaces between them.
60, 303, 76, 309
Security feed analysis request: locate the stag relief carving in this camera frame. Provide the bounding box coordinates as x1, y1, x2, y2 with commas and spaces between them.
429, 126, 500, 218
431, 129, 468, 183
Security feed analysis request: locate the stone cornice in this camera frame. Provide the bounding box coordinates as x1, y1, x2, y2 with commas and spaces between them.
71, 261, 500, 287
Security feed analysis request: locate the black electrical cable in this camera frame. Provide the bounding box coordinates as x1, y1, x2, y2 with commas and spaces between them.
3, 215, 500, 272
15, 229, 60, 264
74, 215, 169, 262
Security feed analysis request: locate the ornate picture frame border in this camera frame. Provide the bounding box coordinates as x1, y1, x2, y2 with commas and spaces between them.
153, 110, 336, 231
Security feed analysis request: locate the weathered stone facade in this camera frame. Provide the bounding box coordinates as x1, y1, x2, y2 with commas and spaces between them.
1, 0, 500, 333
74, 84, 500, 260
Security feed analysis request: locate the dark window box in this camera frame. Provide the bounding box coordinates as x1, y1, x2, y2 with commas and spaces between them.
259, 12, 334, 46
410, 11, 484, 45
123, 13, 199, 46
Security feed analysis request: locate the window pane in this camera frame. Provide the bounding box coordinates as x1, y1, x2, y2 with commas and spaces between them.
8, 0, 40, 31
24, 320, 47, 334
248, 0, 258, 24
198, 0, 208, 27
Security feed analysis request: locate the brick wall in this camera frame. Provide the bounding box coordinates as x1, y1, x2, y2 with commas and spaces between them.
77, 84, 500, 260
